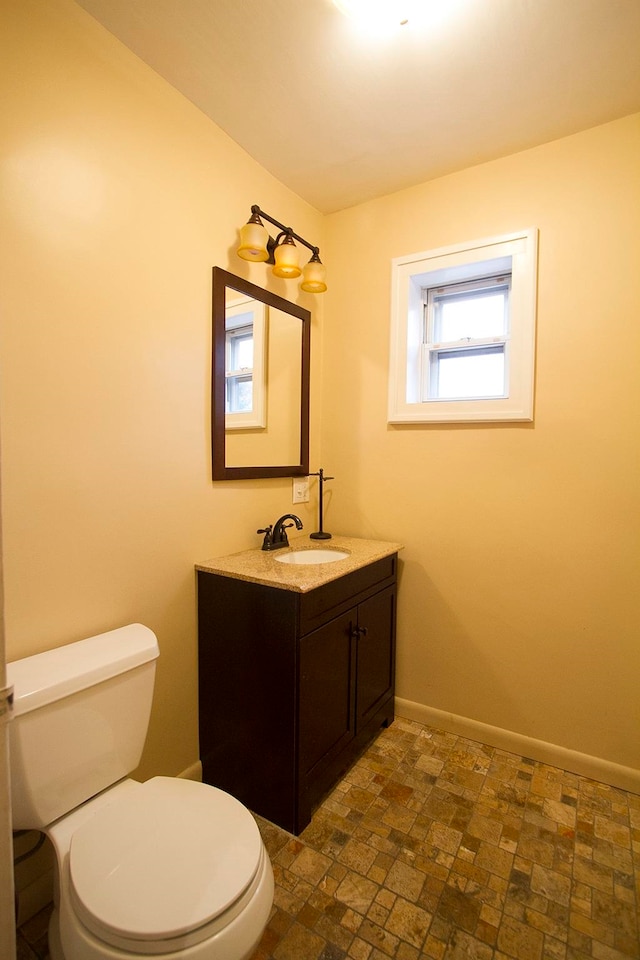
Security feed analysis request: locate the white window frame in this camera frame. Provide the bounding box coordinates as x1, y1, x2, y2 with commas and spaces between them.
388, 228, 538, 423
225, 295, 267, 430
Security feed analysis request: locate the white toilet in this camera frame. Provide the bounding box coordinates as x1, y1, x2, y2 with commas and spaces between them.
8, 623, 274, 960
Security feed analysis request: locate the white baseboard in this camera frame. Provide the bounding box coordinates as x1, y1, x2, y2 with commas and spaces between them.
395, 697, 640, 796
178, 759, 203, 782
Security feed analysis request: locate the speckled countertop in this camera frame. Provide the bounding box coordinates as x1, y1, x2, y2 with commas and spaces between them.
195, 535, 403, 593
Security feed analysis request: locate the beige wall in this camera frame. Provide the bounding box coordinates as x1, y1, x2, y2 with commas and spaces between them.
0, 0, 323, 781
322, 114, 640, 779
1, 0, 638, 796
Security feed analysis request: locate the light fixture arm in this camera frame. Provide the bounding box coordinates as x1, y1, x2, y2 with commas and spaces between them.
250, 205, 320, 263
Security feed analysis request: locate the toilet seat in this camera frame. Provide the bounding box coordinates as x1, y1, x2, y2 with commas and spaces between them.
68, 777, 263, 954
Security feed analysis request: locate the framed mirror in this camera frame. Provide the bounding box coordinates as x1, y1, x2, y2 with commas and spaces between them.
211, 267, 310, 480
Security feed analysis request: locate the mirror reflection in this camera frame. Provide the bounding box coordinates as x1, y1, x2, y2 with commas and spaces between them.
212, 268, 310, 480
224, 291, 302, 468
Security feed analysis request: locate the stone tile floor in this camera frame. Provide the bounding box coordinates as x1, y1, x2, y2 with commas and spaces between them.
17, 717, 640, 960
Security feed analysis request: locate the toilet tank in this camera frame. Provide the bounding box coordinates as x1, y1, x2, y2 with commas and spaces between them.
8, 624, 159, 830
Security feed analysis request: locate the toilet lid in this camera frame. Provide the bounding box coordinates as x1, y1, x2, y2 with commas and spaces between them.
69, 777, 262, 945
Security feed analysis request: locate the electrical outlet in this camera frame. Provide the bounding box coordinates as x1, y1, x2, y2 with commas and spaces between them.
292, 478, 310, 503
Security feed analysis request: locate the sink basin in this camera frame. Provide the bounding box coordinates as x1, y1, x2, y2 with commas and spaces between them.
275, 549, 350, 565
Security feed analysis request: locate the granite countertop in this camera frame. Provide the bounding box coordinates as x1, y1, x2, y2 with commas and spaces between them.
195, 535, 403, 593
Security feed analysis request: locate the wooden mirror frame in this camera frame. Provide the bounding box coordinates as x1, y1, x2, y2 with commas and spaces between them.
211, 267, 311, 481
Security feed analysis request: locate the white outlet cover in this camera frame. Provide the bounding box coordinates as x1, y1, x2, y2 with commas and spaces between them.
292, 478, 310, 503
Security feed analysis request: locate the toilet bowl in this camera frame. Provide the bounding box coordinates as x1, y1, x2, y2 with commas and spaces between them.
8, 624, 274, 960
48, 778, 273, 960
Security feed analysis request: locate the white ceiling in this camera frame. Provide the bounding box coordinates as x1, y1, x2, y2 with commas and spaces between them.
74, 0, 640, 214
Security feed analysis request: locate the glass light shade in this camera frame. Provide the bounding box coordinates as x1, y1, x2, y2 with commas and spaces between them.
237, 220, 269, 262
272, 237, 301, 278
300, 258, 327, 294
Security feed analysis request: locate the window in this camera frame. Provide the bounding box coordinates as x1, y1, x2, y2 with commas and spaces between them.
388, 229, 538, 422
226, 322, 254, 414
225, 295, 267, 430
425, 274, 511, 400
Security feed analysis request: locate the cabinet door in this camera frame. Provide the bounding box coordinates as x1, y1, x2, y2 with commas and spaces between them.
356, 586, 396, 730
298, 611, 355, 780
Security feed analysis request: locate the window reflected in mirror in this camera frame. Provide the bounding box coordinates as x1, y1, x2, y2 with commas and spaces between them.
225, 294, 266, 428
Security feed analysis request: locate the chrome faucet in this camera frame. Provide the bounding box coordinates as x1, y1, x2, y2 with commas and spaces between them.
257, 514, 303, 551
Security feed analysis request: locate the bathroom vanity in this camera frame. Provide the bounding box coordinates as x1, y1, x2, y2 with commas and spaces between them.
196, 536, 401, 834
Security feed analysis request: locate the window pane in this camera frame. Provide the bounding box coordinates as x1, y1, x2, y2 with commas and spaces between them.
435, 291, 507, 342
231, 332, 253, 370
431, 346, 505, 400
226, 376, 253, 414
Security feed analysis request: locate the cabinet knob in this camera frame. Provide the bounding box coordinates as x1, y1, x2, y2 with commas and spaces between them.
350, 625, 369, 639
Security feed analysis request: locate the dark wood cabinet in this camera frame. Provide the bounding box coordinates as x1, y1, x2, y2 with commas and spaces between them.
197, 554, 397, 834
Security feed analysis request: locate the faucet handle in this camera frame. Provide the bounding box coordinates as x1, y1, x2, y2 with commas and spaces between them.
257, 525, 273, 550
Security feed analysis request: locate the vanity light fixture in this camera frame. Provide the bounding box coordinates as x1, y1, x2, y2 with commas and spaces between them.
237, 205, 327, 293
